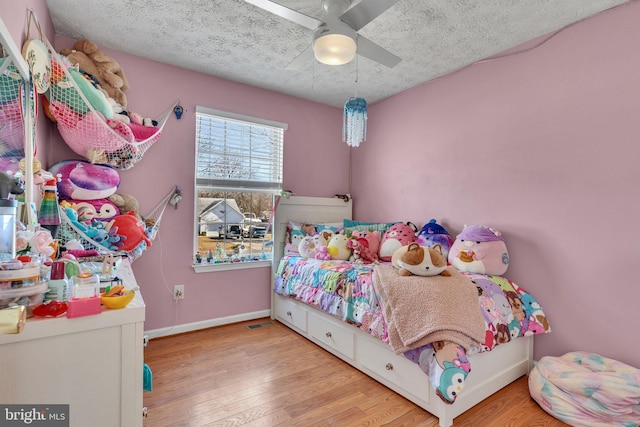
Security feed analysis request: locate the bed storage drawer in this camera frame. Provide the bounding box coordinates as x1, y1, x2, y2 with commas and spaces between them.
274, 295, 308, 333
356, 335, 431, 402
308, 312, 355, 359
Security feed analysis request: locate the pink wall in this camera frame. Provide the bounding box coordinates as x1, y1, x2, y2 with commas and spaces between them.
354, 2, 640, 368
46, 40, 351, 331
4, 2, 350, 332
4, 2, 639, 368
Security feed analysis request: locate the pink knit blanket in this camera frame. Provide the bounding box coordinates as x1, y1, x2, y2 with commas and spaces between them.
373, 265, 486, 354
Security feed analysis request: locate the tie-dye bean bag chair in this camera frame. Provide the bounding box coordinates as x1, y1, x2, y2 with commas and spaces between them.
529, 351, 640, 427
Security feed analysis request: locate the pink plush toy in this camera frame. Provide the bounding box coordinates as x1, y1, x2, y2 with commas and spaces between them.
350, 230, 380, 257
348, 237, 379, 264
448, 225, 510, 275
315, 245, 331, 260
49, 159, 120, 200
379, 222, 417, 262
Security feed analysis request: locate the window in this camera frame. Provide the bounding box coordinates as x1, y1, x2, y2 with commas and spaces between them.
194, 106, 286, 270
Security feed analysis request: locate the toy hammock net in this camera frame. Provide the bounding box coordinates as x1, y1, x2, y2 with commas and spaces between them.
0, 50, 26, 173
57, 186, 180, 261
39, 32, 175, 170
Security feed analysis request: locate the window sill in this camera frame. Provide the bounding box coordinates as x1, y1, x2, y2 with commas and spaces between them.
192, 260, 271, 273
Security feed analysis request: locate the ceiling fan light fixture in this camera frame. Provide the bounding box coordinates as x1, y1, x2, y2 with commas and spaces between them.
313, 26, 357, 65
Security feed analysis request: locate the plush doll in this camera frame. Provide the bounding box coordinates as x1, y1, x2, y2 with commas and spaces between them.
350, 230, 380, 257
416, 219, 454, 260
327, 233, 352, 261
108, 192, 141, 220
60, 39, 129, 107
108, 212, 152, 252
448, 225, 510, 275
348, 236, 379, 264
315, 245, 331, 260
67, 199, 120, 223
49, 159, 120, 201
379, 222, 417, 262
298, 235, 317, 258
392, 243, 451, 277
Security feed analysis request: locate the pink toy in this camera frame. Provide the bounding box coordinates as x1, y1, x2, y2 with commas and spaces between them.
348, 237, 379, 264
49, 159, 120, 200
379, 222, 417, 262
448, 225, 510, 275
315, 246, 331, 260
350, 230, 380, 256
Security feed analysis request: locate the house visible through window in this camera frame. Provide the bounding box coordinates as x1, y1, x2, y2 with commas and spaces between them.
194, 106, 286, 268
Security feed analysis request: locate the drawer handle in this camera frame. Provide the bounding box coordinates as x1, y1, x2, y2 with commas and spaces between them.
385, 363, 394, 371
286, 311, 292, 317
325, 331, 332, 338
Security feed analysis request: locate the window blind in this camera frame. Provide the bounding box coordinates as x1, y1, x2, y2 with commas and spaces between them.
195, 106, 286, 190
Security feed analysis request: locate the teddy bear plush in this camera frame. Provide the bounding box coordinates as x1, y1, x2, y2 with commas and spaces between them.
108, 192, 141, 218
392, 243, 451, 277
60, 39, 129, 107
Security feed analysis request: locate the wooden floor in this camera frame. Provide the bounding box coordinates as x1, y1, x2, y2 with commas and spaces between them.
143, 318, 567, 426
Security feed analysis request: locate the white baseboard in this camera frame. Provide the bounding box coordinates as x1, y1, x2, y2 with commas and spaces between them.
144, 309, 271, 339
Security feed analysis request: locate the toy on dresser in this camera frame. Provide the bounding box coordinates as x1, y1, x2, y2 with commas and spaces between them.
448, 225, 509, 275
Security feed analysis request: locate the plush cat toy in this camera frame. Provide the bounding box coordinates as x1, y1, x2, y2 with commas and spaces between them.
416, 219, 454, 260
379, 222, 417, 262
392, 243, 451, 276
448, 225, 509, 275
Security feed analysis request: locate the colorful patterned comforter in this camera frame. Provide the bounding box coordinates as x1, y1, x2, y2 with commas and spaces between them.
275, 256, 551, 404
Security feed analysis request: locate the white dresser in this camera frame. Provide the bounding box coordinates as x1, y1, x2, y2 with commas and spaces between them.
0, 259, 146, 427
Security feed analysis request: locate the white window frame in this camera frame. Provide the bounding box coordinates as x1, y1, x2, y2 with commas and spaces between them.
193, 106, 286, 272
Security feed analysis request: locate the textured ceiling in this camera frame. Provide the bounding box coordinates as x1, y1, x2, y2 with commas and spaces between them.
45, 0, 628, 108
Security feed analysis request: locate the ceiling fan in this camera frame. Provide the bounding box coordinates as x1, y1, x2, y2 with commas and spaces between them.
244, 0, 402, 69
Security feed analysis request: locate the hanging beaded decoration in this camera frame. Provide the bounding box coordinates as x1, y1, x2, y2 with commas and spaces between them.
343, 97, 367, 147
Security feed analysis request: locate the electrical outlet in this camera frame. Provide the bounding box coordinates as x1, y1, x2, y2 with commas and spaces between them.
174, 285, 184, 300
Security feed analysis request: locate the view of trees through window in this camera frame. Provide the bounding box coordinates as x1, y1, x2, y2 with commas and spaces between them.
196, 189, 274, 263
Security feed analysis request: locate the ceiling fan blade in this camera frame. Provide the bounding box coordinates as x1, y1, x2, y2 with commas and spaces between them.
285, 44, 314, 70
357, 35, 401, 68
340, 0, 401, 32
244, 0, 322, 30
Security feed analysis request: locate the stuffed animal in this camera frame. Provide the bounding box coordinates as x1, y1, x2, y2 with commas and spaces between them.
315, 245, 331, 260
60, 39, 129, 107
350, 230, 380, 257
392, 243, 450, 276
416, 219, 454, 260
298, 235, 317, 258
108, 211, 152, 252
327, 233, 352, 261
49, 159, 120, 201
448, 225, 510, 275
379, 222, 417, 262
67, 199, 120, 223
108, 192, 141, 220
348, 236, 379, 264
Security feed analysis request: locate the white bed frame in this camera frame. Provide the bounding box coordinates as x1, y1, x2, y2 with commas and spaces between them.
270, 196, 533, 427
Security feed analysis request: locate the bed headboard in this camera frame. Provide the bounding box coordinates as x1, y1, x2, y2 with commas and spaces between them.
272, 195, 353, 271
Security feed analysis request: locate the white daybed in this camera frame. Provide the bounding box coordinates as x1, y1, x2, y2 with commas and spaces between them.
270, 195, 534, 427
